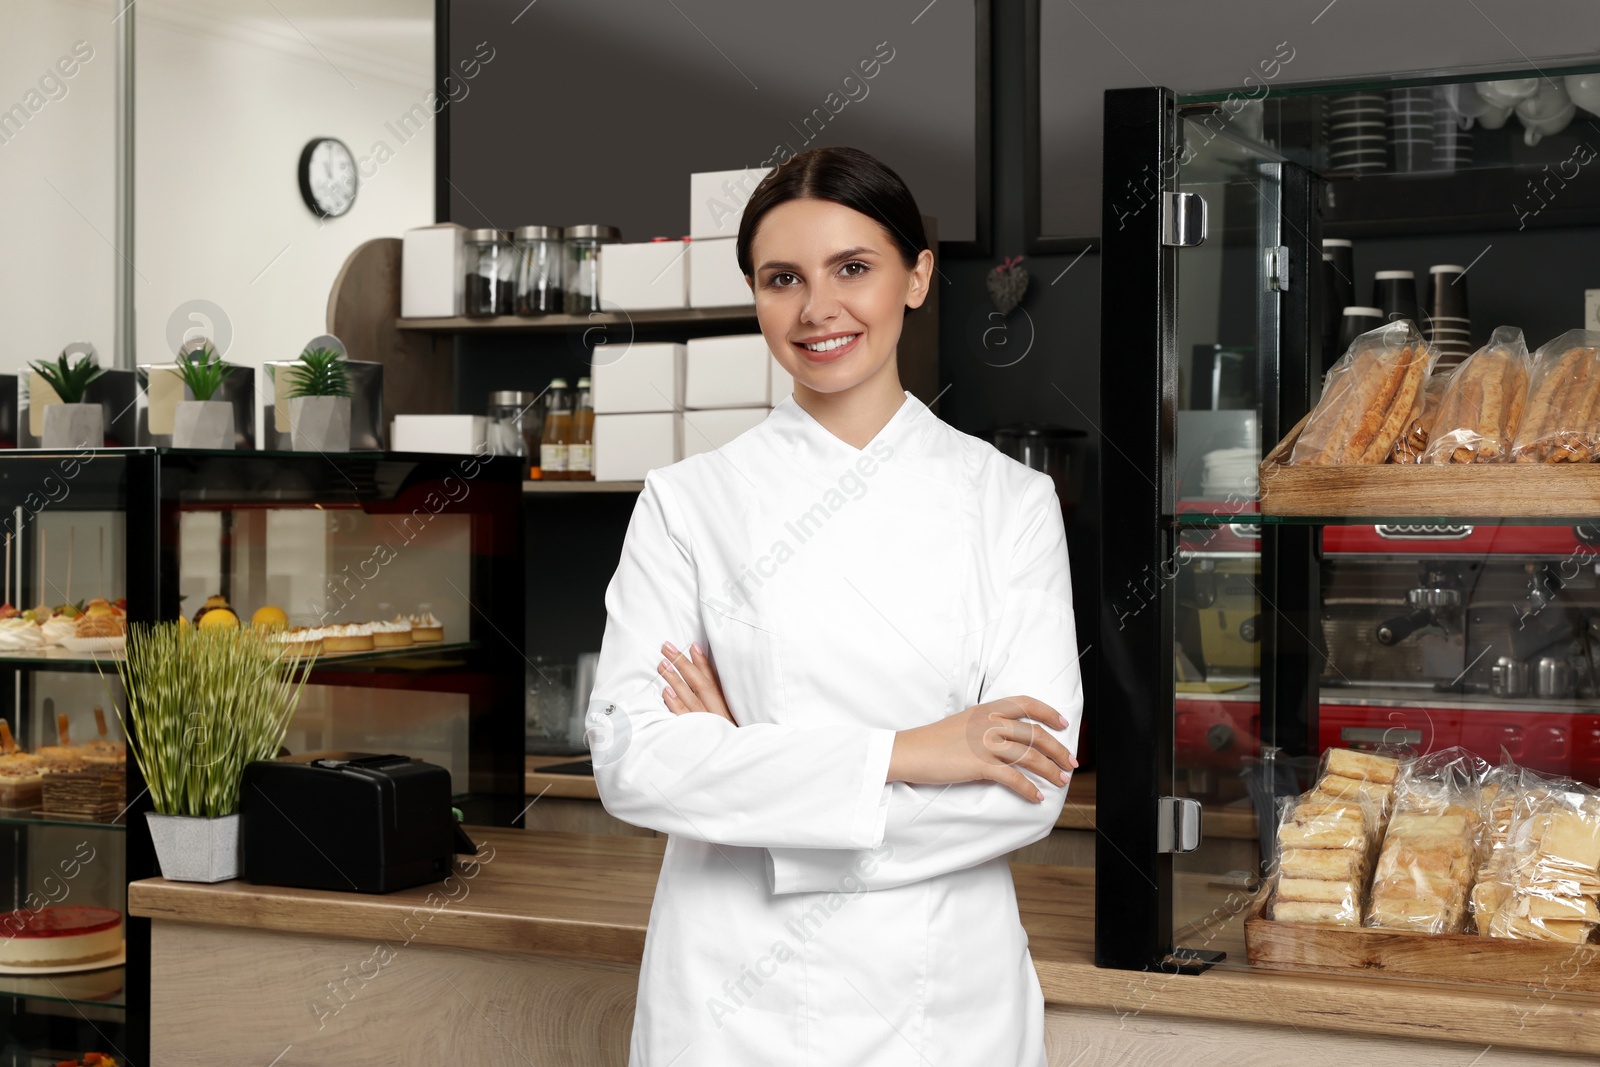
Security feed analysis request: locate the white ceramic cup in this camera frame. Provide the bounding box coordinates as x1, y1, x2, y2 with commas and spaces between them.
1516, 81, 1575, 146
1565, 73, 1600, 116
1477, 78, 1540, 108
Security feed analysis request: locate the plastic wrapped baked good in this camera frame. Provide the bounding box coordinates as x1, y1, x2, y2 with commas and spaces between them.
1291, 321, 1438, 465
1422, 327, 1531, 464
1270, 747, 1403, 926
1511, 329, 1600, 463
1365, 748, 1490, 934
1478, 779, 1600, 943
1392, 372, 1451, 463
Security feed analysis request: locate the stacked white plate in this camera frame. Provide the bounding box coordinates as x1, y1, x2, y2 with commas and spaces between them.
1387, 87, 1435, 172
1326, 92, 1387, 172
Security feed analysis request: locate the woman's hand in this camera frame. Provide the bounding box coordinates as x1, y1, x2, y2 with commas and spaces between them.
658, 640, 736, 725
888, 696, 1076, 802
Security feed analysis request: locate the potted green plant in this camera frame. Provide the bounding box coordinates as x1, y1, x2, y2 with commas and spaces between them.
171, 341, 236, 450
285, 346, 353, 452
109, 622, 313, 882
31, 347, 107, 448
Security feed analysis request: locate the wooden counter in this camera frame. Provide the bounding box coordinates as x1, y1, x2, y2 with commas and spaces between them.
131, 828, 1598, 1065
527, 758, 1264, 839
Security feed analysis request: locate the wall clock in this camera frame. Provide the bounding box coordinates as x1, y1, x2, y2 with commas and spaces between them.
298, 137, 358, 219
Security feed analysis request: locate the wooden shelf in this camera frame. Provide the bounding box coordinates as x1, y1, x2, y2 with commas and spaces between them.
523, 480, 643, 494
395, 306, 758, 334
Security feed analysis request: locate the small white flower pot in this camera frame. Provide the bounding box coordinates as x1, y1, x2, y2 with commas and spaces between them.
41, 402, 103, 449
146, 811, 240, 883
173, 400, 236, 450
288, 395, 351, 453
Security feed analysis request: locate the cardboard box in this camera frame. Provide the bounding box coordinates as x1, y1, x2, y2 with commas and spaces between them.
402, 223, 466, 318
601, 240, 690, 310
685, 334, 771, 409
770, 354, 794, 405
690, 167, 772, 239
688, 237, 753, 308
591, 342, 684, 414
682, 407, 769, 458
595, 411, 678, 480
392, 415, 486, 455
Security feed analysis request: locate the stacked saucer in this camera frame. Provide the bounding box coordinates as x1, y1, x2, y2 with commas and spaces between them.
1326, 92, 1387, 172
1425, 264, 1473, 367
1387, 87, 1435, 172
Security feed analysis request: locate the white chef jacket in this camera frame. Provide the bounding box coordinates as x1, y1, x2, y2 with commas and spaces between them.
586, 388, 1083, 1067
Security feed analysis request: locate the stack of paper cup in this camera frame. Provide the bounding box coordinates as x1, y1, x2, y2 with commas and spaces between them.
1326, 92, 1387, 172
1426, 264, 1472, 367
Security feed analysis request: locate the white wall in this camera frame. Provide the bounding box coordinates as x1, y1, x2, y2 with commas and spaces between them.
0, 0, 118, 372
0, 0, 433, 383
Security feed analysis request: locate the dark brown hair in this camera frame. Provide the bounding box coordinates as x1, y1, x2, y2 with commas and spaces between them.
736, 146, 929, 310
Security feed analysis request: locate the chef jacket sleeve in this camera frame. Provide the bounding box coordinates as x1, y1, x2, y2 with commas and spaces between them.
763, 471, 1083, 894
586, 471, 899, 849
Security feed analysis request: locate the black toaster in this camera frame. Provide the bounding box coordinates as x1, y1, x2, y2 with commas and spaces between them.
239, 752, 460, 894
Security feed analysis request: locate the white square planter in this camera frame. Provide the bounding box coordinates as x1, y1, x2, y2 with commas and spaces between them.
172, 400, 236, 450
146, 811, 240, 883
41, 403, 103, 449
288, 395, 351, 453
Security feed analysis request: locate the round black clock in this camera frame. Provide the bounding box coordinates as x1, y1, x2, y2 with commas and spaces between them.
298, 137, 358, 219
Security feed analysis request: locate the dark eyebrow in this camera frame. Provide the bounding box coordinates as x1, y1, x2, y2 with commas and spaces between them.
756, 246, 879, 274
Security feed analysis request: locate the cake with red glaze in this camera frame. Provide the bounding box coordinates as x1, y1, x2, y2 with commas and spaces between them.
0, 906, 122, 967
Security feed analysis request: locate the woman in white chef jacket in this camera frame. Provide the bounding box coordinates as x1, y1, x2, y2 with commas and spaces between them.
586, 145, 1083, 1067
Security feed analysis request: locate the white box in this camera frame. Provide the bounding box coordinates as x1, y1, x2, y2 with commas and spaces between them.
595, 411, 678, 481
769, 355, 794, 405
689, 238, 753, 308
1588, 289, 1600, 331
685, 334, 771, 409
601, 240, 690, 310
401, 223, 466, 318
690, 167, 772, 239
591, 342, 684, 413
682, 407, 769, 458
391, 414, 485, 454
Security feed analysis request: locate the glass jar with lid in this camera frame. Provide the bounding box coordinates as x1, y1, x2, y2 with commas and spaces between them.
563, 224, 621, 314
513, 225, 563, 316
464, 228, 515, 317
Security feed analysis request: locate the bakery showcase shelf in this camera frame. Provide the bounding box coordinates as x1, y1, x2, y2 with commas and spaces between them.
523, 480, 644, 494
0, 810, 126, 831
0, 965, 125, 1009
396, 305, 758, 334
0, 640, 480, 673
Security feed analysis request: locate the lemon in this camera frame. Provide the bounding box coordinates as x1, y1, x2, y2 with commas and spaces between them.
252, 605, 288, 629
177, 615, 191, 630
198, 608, 239, 630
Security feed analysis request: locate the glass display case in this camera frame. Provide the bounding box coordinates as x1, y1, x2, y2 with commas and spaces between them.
0, 448, 524, 1065
1097, 58, 1600, 978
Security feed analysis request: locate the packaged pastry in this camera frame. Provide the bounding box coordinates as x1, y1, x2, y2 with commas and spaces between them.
1421, 327, 1531, 464
1480, 779, 1600, 943
1290, 321, 1437, 465
1511, 329, 1600, 463
1365, 747, 1490, 934
1392, 372, 1451, 463
1270, 747, 1403, 925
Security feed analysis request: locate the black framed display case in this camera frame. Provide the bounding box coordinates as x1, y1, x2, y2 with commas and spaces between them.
0, 448, 524, 1066
1097, 57, 1600, 977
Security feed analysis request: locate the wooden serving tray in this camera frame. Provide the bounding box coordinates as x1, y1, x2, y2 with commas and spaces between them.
1244, 880, 1600, 992
1258, 411, 1600, 518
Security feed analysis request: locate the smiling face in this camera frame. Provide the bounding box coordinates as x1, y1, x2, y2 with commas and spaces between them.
746, 198, 932, 398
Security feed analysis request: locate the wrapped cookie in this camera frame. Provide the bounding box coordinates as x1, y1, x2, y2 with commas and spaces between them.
1291, 321, 1438, 465
1392, 372, 1451, 463
1422, 327, 1531, 464
1511, 329, 1600, 463
1482, 780, 1600, 943
1365, 747, 1490, 935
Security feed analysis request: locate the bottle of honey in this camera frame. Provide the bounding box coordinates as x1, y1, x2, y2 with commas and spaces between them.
568, 377, 594, 481
540, 378, 572, 481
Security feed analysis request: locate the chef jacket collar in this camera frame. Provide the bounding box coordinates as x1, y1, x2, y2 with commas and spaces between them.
768, 388, 931, 479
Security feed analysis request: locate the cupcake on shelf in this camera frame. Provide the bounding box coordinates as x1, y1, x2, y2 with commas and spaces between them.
36, 606, 76, 648
369, 616, 414, 648
0, 615, 45, 651
192, 594, 238, 629
319, 622, 374, 654
409, 605, 443, 643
